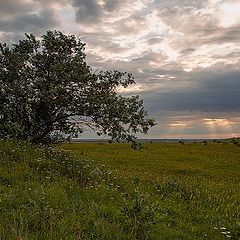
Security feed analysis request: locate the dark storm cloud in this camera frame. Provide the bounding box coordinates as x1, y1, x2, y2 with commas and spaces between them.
73, 0, 133, 24
112, 14, 146, 35
35, 0, 68, 5
0, 0, 32, 16
88, 45, 240, 118
73, 0, 102, 23
83, 32, 131, 53
0, 0, 66, 16
215, 26, 240, 43
103, 0, 124, 12
0, 0, 61, 45
170, 25, 240, 52
0, 9, 59, 34
142, 70, 240, 113
86, 50, 169, 80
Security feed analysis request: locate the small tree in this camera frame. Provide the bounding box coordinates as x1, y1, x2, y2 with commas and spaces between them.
0, 31, 155, 144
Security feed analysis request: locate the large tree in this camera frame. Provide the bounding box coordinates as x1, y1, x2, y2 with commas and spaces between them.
0, 31, 155, 144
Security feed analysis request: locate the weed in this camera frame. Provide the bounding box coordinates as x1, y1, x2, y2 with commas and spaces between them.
121, 189, 159, 239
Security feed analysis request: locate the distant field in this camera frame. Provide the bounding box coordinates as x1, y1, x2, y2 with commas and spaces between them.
62, 142, 240, 239
62, 142, 240, 181
1, 140, 240, 239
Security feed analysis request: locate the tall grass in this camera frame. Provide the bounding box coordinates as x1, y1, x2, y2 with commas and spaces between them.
62, 142, 240, 240
1, 140, 240, 239
0, 140, 160, 239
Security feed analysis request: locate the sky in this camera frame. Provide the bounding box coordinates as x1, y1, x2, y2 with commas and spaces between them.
1, 0, 240, 139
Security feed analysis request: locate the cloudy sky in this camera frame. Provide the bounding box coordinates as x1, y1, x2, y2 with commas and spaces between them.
1, 0, 240, 139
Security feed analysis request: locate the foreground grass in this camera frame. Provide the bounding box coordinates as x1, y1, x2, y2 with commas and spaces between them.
0, 140, 160, 239
62, 142, 240, 239
0, 140, 239, 239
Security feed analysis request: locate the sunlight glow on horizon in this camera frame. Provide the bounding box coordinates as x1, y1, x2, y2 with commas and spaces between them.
163, 117, 240, 139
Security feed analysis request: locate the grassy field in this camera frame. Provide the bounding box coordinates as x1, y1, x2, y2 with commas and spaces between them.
0, 140, 240, 239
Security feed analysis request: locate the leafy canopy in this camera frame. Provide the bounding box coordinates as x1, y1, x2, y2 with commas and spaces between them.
0, 31, 155, 143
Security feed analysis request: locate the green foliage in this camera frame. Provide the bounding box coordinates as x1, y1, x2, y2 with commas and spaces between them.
122, 189, 159, 239
131, 142, 146, 150
0, 31, 155, 144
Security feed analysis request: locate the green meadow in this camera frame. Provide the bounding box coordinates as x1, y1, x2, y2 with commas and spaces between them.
0, 140, 240, 239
